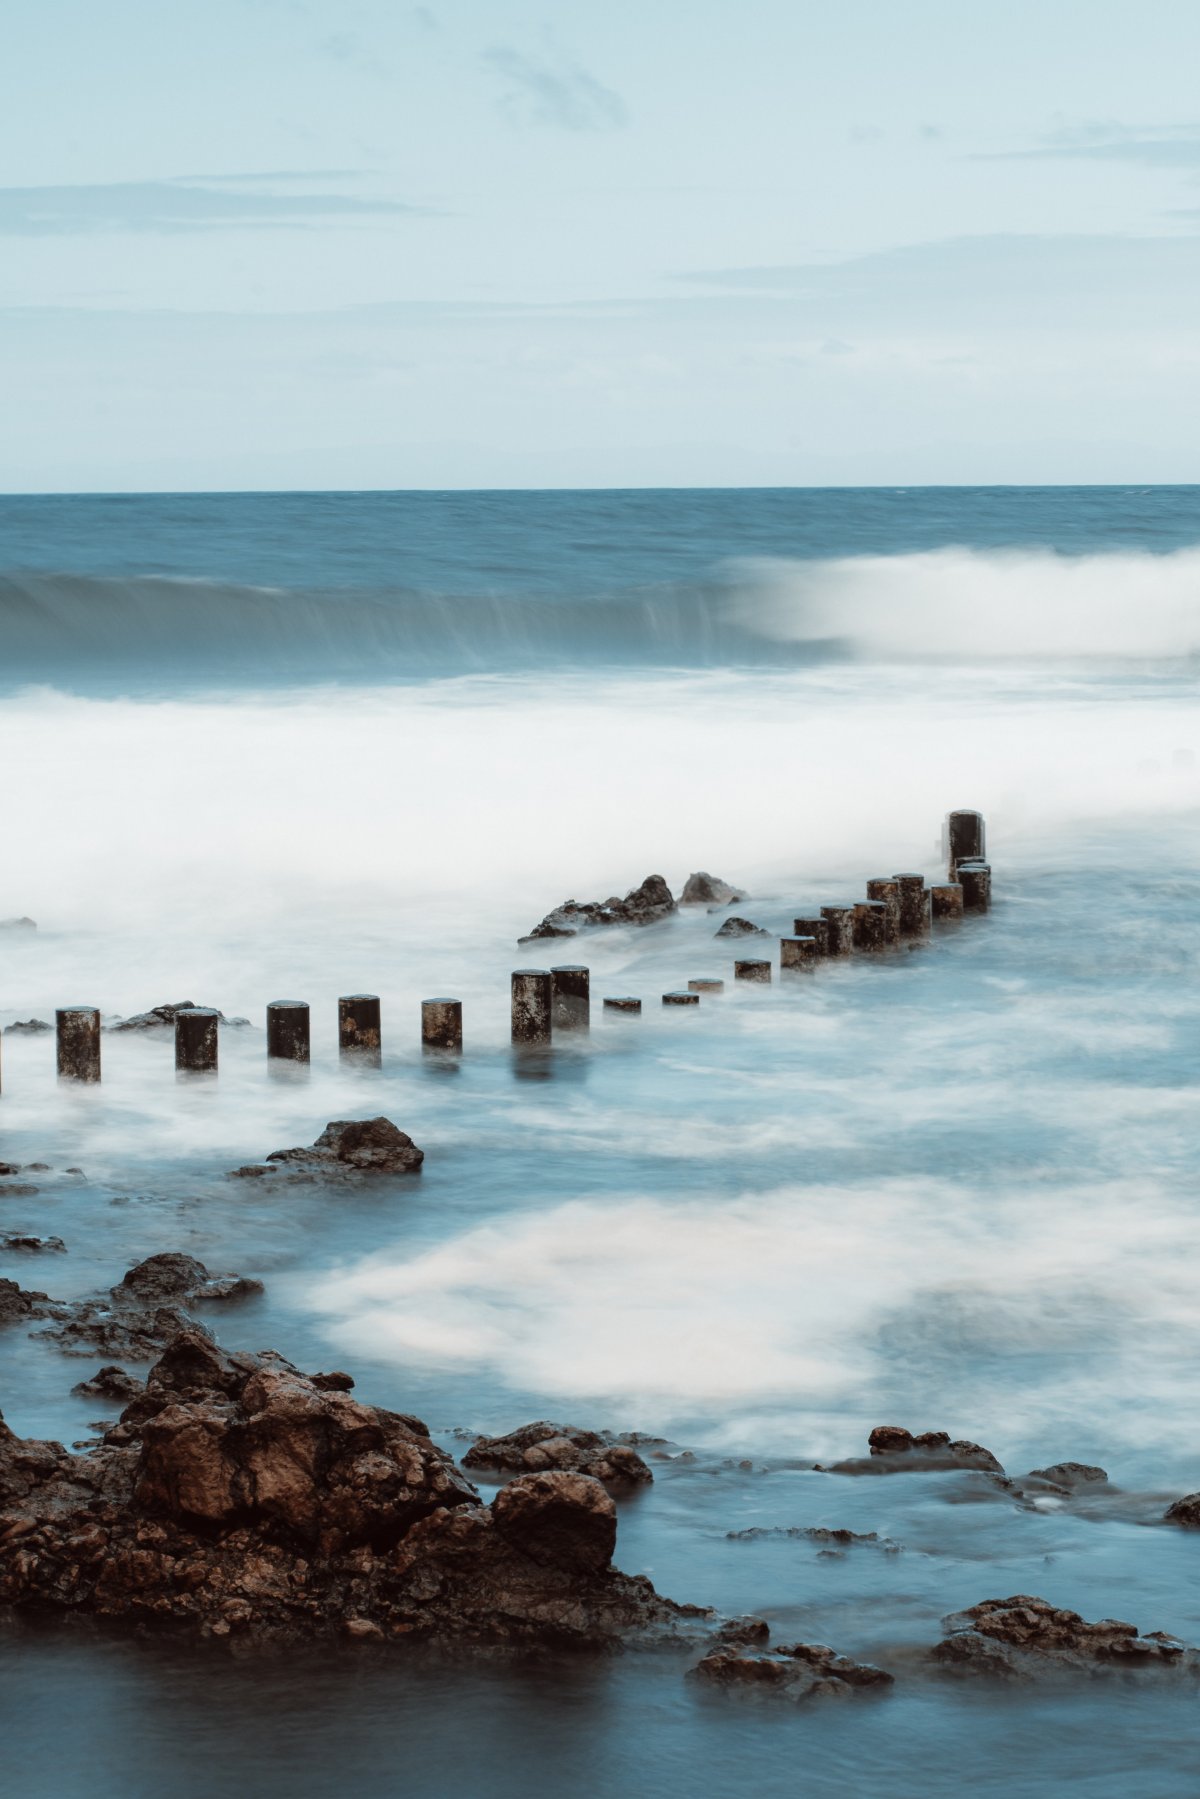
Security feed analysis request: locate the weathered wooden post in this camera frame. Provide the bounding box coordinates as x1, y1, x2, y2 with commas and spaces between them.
792, 916, 830, 954
931, 882, 964, 919
852, 899, 889, 950
339, 994, 382, 1064
819, 905, 855, 957
551, 965, 590, 1032
780, 935, 820, 970
175, 1007, 218, 1074
947, 810, 986, 875
957, 861, 992, 912
865, 878, 902, 944
267, 1000, 310, 1063
422, 997, 463, 1051
511, 970, 552, 1044
735, 959, 772, 982
688, 978, 725, 993
603, 996, 641, 1013
57, 1007, 101, 1083
894, 873, 932, 936
663, 990, 700, 1006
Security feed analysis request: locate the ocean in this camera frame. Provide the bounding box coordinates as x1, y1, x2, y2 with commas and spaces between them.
2, 486, 1200, 1796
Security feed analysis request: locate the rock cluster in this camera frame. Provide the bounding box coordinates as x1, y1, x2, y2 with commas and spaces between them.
679, 872, 745, 906
520, 874, 676, 943
691, 1641, 894, 1701
0, 1330, 698, 1648
933, 1597, 1200, 1681
713, 916, 770, 939
2, 1019, 50, 1035
1, 1234, 65, 1254
108, 1002, 251, 1033
231, 1117, 424, 1180
1, 1253, 262, 1359
826, 1426, 1005, 1476
463, 1421, 653, 1487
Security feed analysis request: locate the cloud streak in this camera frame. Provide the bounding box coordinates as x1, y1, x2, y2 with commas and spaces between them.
482, 43, 628, 131
0, 178, 429, 236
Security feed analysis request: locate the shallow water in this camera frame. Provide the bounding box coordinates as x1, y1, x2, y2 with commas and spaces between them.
3, 488, 1200, 1796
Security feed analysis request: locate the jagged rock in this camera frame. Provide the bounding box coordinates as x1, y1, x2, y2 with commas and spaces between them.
520, 874, 676, 943
0, 1331, 700, 1648
691, 1642, 893, 1700
3, 1019, 51, 1035
1025, 1462, 1108, 1492
713, 916, 769, 939
29, 1255, 262, 1358
0, 1279, 52, 1325
1164, 1493, 1200, 1528
715, 1616, 771, 1646
933, 1596, 1200, 1681
109, 1003, 249, 1033
0, 917, 36, 931
681, 872, 745, 907
233, 1117, 425, 1180
726, 1525, 898, 1552
115, 1253, 263, 1306
1, 1235, 65, 1254
463, 1421, 653, 1487
0, 1164, 18, 1176
310, 1371, 355, 1392
72, 1366, 145, 1401
826, 1426, 1005, 1477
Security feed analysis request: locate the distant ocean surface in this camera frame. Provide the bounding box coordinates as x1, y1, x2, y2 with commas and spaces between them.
3, 487, 1200, 1798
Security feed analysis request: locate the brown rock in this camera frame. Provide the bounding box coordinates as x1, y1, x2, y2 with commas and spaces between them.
491, 1471, 617, 1575
933, 1596, 1200, 1681
463, 1420, 652, 1487
691, 1641, 893, 1699
253, 1118, 424, 1177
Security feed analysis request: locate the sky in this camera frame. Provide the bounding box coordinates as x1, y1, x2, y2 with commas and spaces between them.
4, 0, 1200, 490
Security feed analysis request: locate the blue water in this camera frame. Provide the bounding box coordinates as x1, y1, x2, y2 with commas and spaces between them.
3, 488, 1200, 1796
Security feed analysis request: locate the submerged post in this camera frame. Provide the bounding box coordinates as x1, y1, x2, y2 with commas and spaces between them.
511, 970, 552, 1044
267, 1000, 310, 1063
957, 861, 992, 912
947, 810, 986, 876
422, 998, 463, 1051
56, 1007, 101, 1083
792, 916, 830, 954
663, 990, 700, 1006
931, 882, 964, 919
175, 1007, 218, 1075
819, 905, 855, 957
894, 873, 931, 936
852, 899, 888, 951
735, 959, 772, 983
551, 965, 590, 1032
688, 977, 725, 993
780, 935, 820, 971
603, 996, 641, 1013
339, 994, 382, 1063
865, 879, 902, 944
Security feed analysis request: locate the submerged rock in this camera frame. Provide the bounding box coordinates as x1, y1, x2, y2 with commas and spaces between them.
712, 916, 770, 939
691, 1641, 893, 1701
825, 1426, 1005, 1477
72, 1366, 145, 1401
933, 1596, 1200, 1682
0, 1279, 52, 1325
109, 1003, 250, 1033
0, 917, 36, 931
1164, 1493, 1200, 1528
1, 1235, 65, 1254
520, 874, 676, 943
726, 1525, 898, 1552
680, 872, 745, 907
1025, 1462, 1109, 1493
234, 1118, 424, 1180
27, 1254, 263, 1358
0, 1330, 700, 1648
3, 1019, 51, 1035
463, 1422, 653, 1487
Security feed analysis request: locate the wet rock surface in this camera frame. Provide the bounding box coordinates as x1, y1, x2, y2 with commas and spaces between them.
713, 916, 770, 939
71, 1366, 146, 1401
824, 1426, 1006, 1476
726, 1525, 899, 1553
933, 1597, 1200, 1682
520, 874, 676, 943
691, 1641, 894, 1701
1024, 1462, 1109, 1493
1164, 1493, 1200, 1527
0, 1279, 51, 1325
463, 1422, 653, 1487
3, 1018, 51, 1035
1, 1234, 66, 1253
680, 872, 745, 906
109, 1002, 250, 1033
0, 1330, 699, 1648
232, 1117, 425, 1180
8, 1254, 263, 1358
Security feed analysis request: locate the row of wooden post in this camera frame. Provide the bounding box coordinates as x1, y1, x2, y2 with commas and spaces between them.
28, 811, 992, 1083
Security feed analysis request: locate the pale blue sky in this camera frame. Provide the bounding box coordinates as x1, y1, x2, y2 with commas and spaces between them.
4, 0, 1200, 489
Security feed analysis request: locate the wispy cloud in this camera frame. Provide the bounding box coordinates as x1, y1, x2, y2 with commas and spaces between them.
482, 43, 628, 131
977, 123, 1200, 167
0, 177, 428, 236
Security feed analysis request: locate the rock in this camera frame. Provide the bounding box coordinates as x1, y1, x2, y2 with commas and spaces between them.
827, 1426, 1006, 1477
933, 1596, 1200, 1681
242, 1117, 424, 1178
0, 1186, 41, 1199
0, 1164, 19, 1176
72, 1366, 145, 1401
1164, 1493, 1200, 1528
713, 916, 770, 939
520, 874, 676, 943
715, 1616, 771, 1646
691, 1642, 893, 1700
29, 1254, 262, 1358
0, 1333, 698, 1648
1, 1235, 65, 1254
1025, 1462, 1109, 1492
309, 1371, 355, 1392
725, 1526, 897, 1551
680, 872, 745, 907
116, 1254, 263, 1306
0, 917, 36, 931
3, 1019, 51, 1035
463, 1421, 653, 1487
491, 1472, 617, 1575
0, 1279, 52, 1326
109, 1002, 250, 1033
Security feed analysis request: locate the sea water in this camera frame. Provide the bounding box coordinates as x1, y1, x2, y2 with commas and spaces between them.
2, 488, 1200, 1797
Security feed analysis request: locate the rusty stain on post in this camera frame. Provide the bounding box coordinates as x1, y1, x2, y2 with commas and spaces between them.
422, 997, 463, 1051
511, 970, 552, 1044
56, 1007, 101, 1083
339, 994, 382, 1065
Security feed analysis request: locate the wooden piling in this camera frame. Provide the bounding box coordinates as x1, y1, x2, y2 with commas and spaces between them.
852, 899, 889, 951
175, 1007, 218, 1075
894, 873, 931, 936
819, 905, 855, 957
792, 916, 830, 954
957, 861, 992, 912
266, 1000, 310, 1063
603, 996, 641, 1012
339, 994, 382, 1063
688, 978, 725, 993
511, 970, 552, 1044
551, 965, 590, 1032
948, 810, 986, 876
663, 990, 700, 1006
56, 1007, 101, 1083
735, 960, 772, 982
780, 935, 820, 970
865, 878, 902, 944
422, 998, 463, 1051
931, 882, 964, 919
